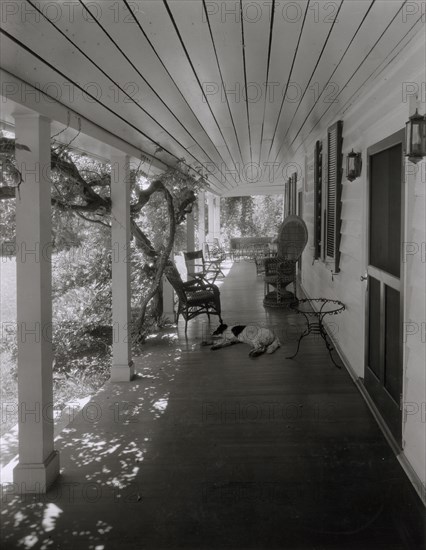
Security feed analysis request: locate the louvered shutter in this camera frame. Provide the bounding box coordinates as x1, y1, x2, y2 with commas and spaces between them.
284, 179, 290, 218
326, 120, 343, 272
313, 141, 323, 259
291, 172, 297, 215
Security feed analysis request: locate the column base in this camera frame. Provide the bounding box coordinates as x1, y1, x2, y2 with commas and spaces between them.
110, 360, 135, 382
163, 308, 175, 322
13, 450, 60, 494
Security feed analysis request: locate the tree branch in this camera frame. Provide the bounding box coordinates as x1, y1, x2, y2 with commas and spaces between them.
130, 179, 164, 214
2, 136, 202, 338
175, 189, 196, 224
75, 211, 111, 228
51, 198, 107, 212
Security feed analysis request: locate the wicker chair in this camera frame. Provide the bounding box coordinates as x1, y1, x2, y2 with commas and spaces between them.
183, 250, 223, 283
264, 215, 308, 305
164, 261, 223, 332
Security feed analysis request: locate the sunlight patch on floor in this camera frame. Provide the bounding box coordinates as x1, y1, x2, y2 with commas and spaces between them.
153, 397, 169, 412
18, 534, 38, 549
41, 503, 62, 532
161, 332, 178, 340
108, 465, 140, 490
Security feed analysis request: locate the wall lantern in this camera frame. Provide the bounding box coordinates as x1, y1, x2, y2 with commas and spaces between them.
405, 109, 426, 164
346, 149, 362, 182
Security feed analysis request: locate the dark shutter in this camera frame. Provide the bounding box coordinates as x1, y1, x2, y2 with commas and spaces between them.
284, 179, 290, 218
313, 140, 322, 259
326, 120, 343, 272
291, 172, 297, 215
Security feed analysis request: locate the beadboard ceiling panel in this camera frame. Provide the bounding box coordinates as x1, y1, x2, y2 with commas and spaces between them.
1, 0, 424, 195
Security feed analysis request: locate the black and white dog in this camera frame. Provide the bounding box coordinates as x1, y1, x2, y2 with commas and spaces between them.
210, 323, 281, 357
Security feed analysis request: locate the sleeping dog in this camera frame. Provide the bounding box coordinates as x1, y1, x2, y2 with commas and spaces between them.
210, 323, 281, 357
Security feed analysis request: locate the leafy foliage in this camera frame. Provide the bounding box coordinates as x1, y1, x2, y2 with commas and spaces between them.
0, 138, 206, 423
221, 195, 283, 244
1, 132, 283, 429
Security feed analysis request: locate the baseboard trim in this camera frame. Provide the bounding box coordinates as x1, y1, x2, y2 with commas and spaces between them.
299, 284, 426, 507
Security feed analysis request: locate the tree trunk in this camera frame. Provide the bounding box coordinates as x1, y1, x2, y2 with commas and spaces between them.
135, 187, 176, 336
152, 282, 163, 321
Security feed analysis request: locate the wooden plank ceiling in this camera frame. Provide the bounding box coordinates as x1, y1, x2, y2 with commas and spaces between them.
1, 0, 424, 195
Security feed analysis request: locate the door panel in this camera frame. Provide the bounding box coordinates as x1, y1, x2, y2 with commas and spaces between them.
365, 129, 404, 446
369, 144, 401, 278
384, 285, 401, 402
368, 276, 381, 379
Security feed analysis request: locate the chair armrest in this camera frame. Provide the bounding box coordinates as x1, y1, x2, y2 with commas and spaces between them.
200, 282, 220, 292
183, 276, 215, 289
185, 279, 219, 293
183, 277, 203, 288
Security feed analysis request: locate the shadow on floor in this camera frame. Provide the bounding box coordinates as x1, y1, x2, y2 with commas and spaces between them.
1, 263, 424, 549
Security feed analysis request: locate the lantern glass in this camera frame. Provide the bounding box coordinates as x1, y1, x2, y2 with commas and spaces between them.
346, 150, 361, 181
406, 109, 426, 162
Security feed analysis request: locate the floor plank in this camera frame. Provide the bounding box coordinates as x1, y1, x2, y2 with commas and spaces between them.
1, 262, 424, 549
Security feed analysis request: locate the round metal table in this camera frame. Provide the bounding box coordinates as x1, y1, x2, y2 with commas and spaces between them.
287, 298, 345, 368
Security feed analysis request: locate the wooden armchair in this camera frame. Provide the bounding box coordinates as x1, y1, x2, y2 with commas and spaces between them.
251, 243, 274, 275
164, 261, 223, 332
184, 250, 222, 283
203, 243, 226, 277
264, 215, 308, 305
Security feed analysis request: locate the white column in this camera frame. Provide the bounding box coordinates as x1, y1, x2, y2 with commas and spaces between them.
162, 275, 175, 320
197, 190, 205, 249
213, 196, 221, 240
111, 152, 134, 382
13, 113, 59, 493
186, 210, 196, 276
207, 193, 215, 241
187, 211, 195, 252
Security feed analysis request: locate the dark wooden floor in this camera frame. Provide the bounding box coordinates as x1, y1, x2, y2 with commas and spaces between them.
1, 262, 424, 550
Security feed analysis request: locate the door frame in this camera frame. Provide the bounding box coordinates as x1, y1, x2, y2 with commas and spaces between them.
364, 128, 406, 446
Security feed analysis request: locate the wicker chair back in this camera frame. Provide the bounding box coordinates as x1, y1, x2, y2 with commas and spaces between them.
164, 262, 187, 303
277, 215, 308, 260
